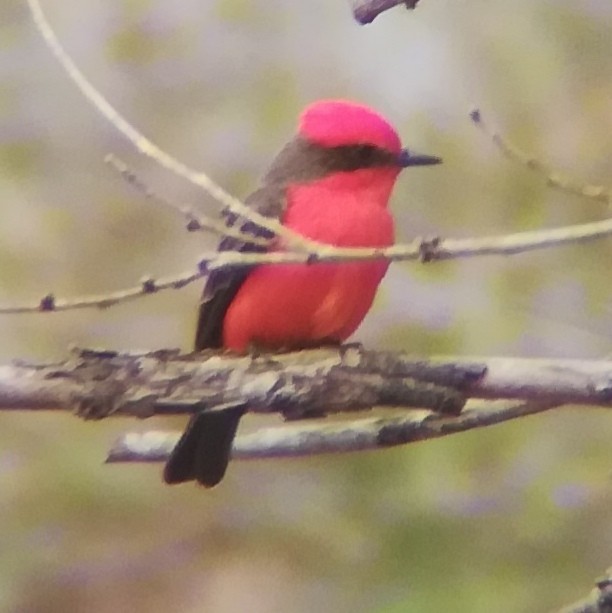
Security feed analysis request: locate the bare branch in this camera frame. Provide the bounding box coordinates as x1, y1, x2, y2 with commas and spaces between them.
3, 213, 611, 315
0, 270, 202, 314
471, 109, 611, 205
193, 215, 612, 268
0, 346, 482, 419
4, 345, 611, 470
107, 399, 554, 463
105, 155, 271, 246
18, 2, 611, 321
351, 0, 421, 25
27, 0, 316, 252
2, 346, 612, 420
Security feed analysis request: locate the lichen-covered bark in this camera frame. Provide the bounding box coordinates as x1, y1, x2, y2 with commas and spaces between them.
0, 346, 479, 420
2, 346, 612, 425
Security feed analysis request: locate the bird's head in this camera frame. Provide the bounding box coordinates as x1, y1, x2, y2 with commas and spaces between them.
290, 99, 441, 200
299, 99, 404, 154
300, 99, 441, 167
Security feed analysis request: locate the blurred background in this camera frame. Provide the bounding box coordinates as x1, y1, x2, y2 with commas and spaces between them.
0, 0, 611, 611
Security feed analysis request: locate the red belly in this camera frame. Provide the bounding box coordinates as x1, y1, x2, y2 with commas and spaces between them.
223, 259, 389, 351
223, 180, 395, 352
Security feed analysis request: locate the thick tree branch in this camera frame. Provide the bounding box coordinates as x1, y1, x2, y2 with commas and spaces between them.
2, 346, 612, 467
0, 346, 482, 418
3, 347, 612, 418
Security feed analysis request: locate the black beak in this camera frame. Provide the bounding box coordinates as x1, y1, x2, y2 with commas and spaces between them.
398, 148, 442, 168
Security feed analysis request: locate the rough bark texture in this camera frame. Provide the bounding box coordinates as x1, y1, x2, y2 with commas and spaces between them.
3, 346, 612, 423
1, 345, 482, 420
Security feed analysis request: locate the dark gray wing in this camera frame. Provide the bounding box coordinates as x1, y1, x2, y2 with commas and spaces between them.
194, 135, 358, 350
163, 184, 286, 487
167, 135, 412, 486
194, 183, 286, 350
166, 139, 330, 487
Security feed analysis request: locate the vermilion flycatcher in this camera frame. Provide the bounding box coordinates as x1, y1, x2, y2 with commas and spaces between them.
164, 100, 441, 486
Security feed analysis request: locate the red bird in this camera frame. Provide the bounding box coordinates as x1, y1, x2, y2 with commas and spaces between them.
164, 100, 441, 486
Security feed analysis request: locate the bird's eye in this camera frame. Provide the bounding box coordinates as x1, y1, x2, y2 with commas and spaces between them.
357, 144, 377, 160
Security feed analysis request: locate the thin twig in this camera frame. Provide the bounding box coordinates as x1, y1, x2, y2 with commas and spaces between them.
17, 1, 612, 318
195, 214, 612, 268
0, 270, 202, 314
27, 0, 316, 252
105, 154, 271, 246
351, 0, 420, 25
471, 109, 611, 205
2, 214, 612, 314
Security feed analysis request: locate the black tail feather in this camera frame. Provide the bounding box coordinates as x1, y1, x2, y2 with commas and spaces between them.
163, 402, 247, 487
